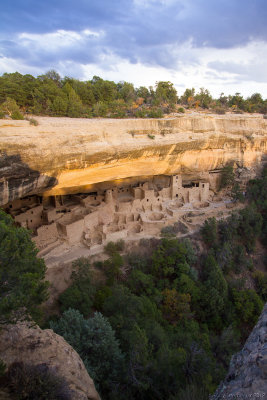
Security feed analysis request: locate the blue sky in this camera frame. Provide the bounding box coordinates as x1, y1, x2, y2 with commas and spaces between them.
1, 0, 267, 96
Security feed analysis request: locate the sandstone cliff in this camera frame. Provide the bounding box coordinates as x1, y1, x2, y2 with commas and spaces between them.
212, 303, 267, 399
0, 323, 100, 400
0, 114, 267, 205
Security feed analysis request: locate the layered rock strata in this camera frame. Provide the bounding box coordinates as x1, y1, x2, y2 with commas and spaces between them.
0, 114, 267, 205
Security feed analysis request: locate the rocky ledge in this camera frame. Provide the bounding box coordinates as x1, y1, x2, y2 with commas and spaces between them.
0, 323, 100, 400
212, 303, 267, 399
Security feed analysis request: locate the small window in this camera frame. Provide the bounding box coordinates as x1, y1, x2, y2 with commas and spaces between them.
147, 199, 149, 202
9, 205, 12, 208
176, 194, 178, 198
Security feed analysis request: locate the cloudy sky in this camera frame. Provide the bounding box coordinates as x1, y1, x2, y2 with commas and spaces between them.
1, 0, 267, 97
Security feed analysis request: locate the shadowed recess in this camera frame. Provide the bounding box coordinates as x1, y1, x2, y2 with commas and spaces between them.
0, 152, 57, 206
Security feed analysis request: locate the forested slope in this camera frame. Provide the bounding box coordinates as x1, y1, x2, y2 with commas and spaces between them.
1, 71, 267, 119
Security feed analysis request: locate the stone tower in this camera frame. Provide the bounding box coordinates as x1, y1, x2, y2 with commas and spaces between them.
171, 175, 182, 199
104, 189, 113, 204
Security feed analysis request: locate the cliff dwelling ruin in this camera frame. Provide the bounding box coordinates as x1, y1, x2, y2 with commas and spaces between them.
1, 114, 266, 259
3, 173, 230, 255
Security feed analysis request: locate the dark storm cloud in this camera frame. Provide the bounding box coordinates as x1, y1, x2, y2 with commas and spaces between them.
1, 0, 129, 34
0, 0, 267, 70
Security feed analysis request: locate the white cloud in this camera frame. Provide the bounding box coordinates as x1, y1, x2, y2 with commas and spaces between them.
18, 29, 102, 52
0, 56, 43, 76
1, 27, 267, 98
80, 40, 267, 97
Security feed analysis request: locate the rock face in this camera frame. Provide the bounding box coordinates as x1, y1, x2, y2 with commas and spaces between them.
0, 153, 57, 205
0, 323, 100, 400
0, 114, 267, 205
212, 303, 267, 399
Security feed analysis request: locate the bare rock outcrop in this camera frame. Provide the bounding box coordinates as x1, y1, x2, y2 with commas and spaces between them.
0, 114, 267, 204
0, 323, 100, 400
212, 303, 267, 399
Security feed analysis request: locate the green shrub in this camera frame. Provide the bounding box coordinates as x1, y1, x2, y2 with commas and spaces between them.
234, 109, 244, 114
211, 326, 240, 369
110, 110, 126, 118
116, 239, 125, 251
103, 252, 124, 285
161, 225, 177, 237
238, 205, 263, 252
0, 98, 23, 120
172, 383, 210, 400
201, 217, 218, 248
231, 183, 245, 202
232, 288, 263, 329
0, 110, 5, 119
219, 164, 235, 189
151, 237, 192, 279
29, 118, 39, 126
161, 222, 188, 237
104, 240, 125, 256
0, 210, 48, 324
134, 108, 147, 118
92, 101, 108, 117
214, 107, 226, 114
7, 362, 72, 400
147, 133, 155, 139
51, 309, 124, 396
107, 100, 127, 118
127, 269, 155, 296
94, 286, 113, 310
147, 108, 163, 118
246, 169, 267, 240
253, 271, 267, 301
104, 241, 117, 255
11, 110, 24, 120
58, 257, 95, 316
177, 107, 185, 113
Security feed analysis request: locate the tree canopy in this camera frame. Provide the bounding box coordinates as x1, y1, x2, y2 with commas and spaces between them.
1, 71, 267, 119
0, 210, 49, 324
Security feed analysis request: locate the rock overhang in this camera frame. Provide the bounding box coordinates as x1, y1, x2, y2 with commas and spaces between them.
0, 114, 266, 204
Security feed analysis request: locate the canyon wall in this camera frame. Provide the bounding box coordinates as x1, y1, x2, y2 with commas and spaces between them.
0, 114, 267, 205
212, 303, 267, 399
